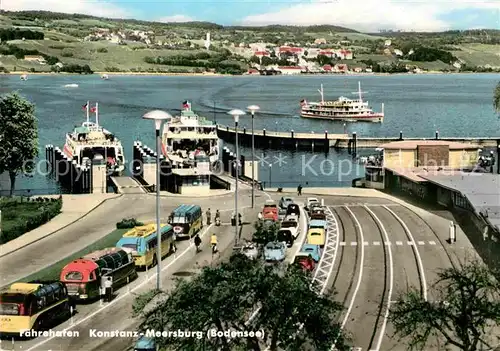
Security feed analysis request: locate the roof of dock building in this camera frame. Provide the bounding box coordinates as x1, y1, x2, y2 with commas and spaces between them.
380, 140, 479, 150
420, 173, 500, 232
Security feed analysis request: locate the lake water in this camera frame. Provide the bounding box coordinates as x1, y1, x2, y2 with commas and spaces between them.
1, 73, 498, 194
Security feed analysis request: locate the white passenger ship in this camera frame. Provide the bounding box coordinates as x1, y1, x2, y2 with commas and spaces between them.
63, 102, 125, 175
300, 82, 384, 122
161, 101, 219, 170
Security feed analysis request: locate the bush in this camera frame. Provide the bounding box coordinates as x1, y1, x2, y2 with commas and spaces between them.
96, 47, 108, 53
0, 196, 63, 244
116, 218, 144, 229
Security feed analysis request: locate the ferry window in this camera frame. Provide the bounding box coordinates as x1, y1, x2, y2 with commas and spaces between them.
65, 271, 83, 281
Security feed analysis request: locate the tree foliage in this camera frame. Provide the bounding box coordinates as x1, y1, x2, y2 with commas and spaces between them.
494, 82, 500, 113
389, 260, 500, 351
252, 220, 280, 245
134, 254, 350, 351
0, 93, 39, 196
0, 28, 44, 41
406, 46, 457, 63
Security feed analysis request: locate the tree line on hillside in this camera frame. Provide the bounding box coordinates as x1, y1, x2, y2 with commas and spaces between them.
0, 44, 59, 65
0, 28, 44, 41
144, 52, 245, 74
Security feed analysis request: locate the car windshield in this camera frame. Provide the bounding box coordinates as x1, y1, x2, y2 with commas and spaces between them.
173, 216, 186, 223
304, 247, 313, 251
310, 225, 323, 229
281, 221, 296, 228
65, 271, 83, 281
267, 243, 282, 250
310, 232, 321, 236
120, 243, 138, 251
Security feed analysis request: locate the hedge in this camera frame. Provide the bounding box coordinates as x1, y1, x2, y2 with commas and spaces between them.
116, 218, 144, 229
0, 196, 63, 244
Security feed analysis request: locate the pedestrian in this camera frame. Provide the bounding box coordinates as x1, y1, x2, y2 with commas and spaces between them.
449, 221, 456, 244
206, 208, 211, 225
194, 234, 202, 253
104, 276, 113, 302
297, 184, 302, 196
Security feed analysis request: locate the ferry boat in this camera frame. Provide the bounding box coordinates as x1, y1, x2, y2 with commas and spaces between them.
300, 82, 384, 122
63, 102, 125, 175
161, 101, 219, 170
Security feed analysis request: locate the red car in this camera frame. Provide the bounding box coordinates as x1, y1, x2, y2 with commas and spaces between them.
294, 254, 315, 272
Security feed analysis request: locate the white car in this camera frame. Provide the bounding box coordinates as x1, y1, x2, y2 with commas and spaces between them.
280, 219, 299, 239
305, 197, 319, 211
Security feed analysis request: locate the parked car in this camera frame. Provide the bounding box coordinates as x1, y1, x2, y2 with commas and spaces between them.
305, 197, 319, 211
277, 228, 296, 247
284, 214, 299, 223
262, 200, 279, 221
286, 203, 300, 218
307, 227, 326, 247
280, 219, 299, 240
308, 219, 327, 233
294, 254, 315, 272
299, 244, 321, 262
310, 208, 326, 220
241, 242, 259, 260
279, 196, 294, 210
264, 241, 286, 262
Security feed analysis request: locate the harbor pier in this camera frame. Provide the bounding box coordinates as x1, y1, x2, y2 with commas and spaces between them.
45, 145, 108, 193
216, 125, 500, 155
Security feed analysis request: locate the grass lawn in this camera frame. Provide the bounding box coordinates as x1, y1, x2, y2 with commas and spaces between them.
19, 228, 128, 283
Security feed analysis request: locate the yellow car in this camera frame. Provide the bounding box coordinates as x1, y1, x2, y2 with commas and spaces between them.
307, 228, 325, 247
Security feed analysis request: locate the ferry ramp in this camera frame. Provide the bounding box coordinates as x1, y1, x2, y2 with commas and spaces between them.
110, 176, 147, 194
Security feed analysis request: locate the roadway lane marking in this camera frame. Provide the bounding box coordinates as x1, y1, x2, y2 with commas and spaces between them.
429, 241, 436, 245
373, 241, 380, 246
364, 205, 394, 351
384, 241, 392, 245
363, 241, 369, 246
340, 242, 346, 246
418, 241, 425, 245
350, 241, 358, 246
395, 241, 403, 246
25, 223, 215, 351
408, 241, 414, 245
383, 205, 428, 302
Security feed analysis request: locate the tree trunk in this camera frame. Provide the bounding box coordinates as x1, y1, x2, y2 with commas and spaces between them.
9, 171, 16, 197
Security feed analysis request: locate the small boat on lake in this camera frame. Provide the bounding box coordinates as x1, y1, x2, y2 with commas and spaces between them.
64, 84, 79, 88
20, 74, 28, 80
101, 74, 109, 80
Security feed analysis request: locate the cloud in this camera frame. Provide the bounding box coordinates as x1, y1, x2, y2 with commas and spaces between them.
158, 15, 195, 23
2, 0, 130, 18
241, 0, 499, 32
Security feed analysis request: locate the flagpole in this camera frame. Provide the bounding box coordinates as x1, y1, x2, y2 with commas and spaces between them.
86, 100, 90, 124
95, 102, 99, 126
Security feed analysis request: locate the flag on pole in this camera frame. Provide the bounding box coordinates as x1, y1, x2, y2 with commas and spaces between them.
82, 102, 88, 110
182, 100, 189, 109
90, 105, 97, 113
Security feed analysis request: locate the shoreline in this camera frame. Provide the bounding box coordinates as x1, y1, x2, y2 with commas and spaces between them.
1, 71, 495, 77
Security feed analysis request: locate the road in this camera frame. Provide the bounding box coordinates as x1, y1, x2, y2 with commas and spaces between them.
325, 197, 461, 351
0, 189, 270, 288
0, 192, 481, 351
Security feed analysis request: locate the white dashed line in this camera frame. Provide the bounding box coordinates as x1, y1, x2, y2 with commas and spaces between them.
363, 241, 369, 246
350, 241, 358, 246
408, 241, 414, 245
429, 241, 436, 245
340, 242, 346, 246
418, 241, 425, 245
373, 241, 380, 246
395, 241, 403, 246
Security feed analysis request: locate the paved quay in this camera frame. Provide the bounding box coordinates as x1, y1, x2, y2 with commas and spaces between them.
0, 194, 121, 259
14, 207, 261, 351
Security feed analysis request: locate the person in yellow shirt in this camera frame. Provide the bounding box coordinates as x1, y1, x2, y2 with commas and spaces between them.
210, 233, 218, 253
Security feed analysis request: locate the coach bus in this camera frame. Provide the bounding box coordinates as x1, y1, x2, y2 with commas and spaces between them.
168, 204, 202, 239
60, 248, 137, 301
116, 224, 176, 269
0, 281, 72, 336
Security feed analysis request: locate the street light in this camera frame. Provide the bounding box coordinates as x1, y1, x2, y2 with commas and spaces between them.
142, 109, 172, 291
228, 109, 245, 245
269, 164, 272, 188
247, 105, 260, 208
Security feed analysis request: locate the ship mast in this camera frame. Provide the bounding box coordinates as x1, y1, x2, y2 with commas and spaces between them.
318, 84, 324, 104
352, 81, 366, 103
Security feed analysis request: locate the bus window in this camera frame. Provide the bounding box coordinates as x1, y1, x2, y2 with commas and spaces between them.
0, 303, 20, 315
121, 243, 138, 251
65, 271, 83, 281
90, 270, 97, 280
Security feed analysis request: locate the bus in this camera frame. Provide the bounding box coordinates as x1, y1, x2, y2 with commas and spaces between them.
0, 281, 72, 336
168, 204, 203, 239
116, 224, 175, 269
60, 248, 137, 301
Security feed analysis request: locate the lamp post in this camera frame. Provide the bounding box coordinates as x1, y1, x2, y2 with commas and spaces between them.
269, 164, 272, 188
142, 110, 172, 290
247, 105, 260, 208
228, 109, 245, 245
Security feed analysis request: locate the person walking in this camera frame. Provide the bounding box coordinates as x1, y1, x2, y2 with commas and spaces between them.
194, 234, 202, 253
104, 276, 113, 302
297, 184, 302, 196
206, 208, 211, 225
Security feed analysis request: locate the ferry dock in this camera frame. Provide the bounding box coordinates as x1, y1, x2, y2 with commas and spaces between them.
216, 125, 500, 153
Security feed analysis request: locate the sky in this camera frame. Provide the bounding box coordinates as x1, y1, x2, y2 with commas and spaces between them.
3, 0, 500, 32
